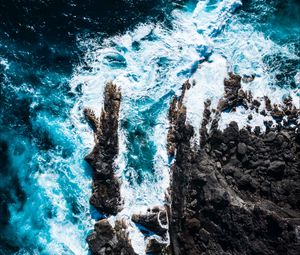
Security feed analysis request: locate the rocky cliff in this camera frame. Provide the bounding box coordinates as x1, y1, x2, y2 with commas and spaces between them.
167, 74, 300, 255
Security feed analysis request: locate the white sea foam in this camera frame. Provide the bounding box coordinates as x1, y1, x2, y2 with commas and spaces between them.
7, 131, 92, 255
68, 0, 246, 254
35, 147, 92, 255
68, 0, 299, 254
184, 54, 228, 143
212, 17, 300, 131
0, 57, 9, 69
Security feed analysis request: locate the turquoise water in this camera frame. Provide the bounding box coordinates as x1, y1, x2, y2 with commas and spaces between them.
0, 0, 299, 254
0, 41, 92, 254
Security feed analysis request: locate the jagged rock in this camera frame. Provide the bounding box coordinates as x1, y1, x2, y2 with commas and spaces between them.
87, 219, 137, 255
90, 178, 122, 214
132, 206, 170, 254
132, 207, 168, 237
85, 82, 123, 215
146, 238, 170, 254
86, 83, 131, 254
167, 77, 300, 255
85, 76, 300, 255
217, 73, 243, 111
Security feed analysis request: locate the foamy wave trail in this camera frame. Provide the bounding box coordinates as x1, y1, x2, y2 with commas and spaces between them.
210, 0, 300, 130
184, 0, 300, 136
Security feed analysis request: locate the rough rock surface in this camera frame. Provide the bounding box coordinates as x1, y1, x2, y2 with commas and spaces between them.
85, 83, 136, 255
131, 206, 170, 254
168, 74, 300, 255
84, 82, 123, 215
85, 77, 300, 255
146, 237, 170, 254
132, 206, 168, 236
87, 219, 137, 255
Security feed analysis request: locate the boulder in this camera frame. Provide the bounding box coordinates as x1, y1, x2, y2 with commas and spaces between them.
132, 207, 168, 237
87, 219, 137, 255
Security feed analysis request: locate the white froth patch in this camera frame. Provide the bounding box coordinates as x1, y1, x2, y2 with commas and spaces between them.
0, 57, 9, 70
36, 153, 92, 255
193, 0, 242, 36
295, 71, 300, 86
48, 221, 87, 255
184, 54, 228, 143
218, 106, 274, 132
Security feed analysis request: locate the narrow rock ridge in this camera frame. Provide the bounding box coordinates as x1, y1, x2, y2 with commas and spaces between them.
168, 74, 300, 255
85, 83, 136, 255
84, 82, 123, 215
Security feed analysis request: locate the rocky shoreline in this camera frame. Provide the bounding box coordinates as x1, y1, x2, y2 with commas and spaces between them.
167, 74, 300, 254
84, 83, 137, 254
85, 75, 300, 254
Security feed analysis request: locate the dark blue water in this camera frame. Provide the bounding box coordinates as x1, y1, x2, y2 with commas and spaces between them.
0, 0, 299, 254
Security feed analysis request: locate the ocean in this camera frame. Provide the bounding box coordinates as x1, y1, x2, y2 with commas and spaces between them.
0, 0, 299, 254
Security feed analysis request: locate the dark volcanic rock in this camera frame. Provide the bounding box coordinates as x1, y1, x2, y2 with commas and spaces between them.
237, 142, 247, 156
132, 206, 170, 254
85, 82, 123, 214
167, 77, 300, 255
146, 238, 170, 254
87, 219, 137, 255
90, 178, 122, 215
267, 161, 285, 179
132, 206, 168, 236
217, 73, 251, 112
85, 83, 136, 254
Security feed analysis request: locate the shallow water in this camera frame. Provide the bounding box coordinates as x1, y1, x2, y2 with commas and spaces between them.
0, 0, 299, 254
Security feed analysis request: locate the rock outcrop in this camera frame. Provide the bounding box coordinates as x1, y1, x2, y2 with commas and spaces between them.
131, 206, 170, 254
85, 83, 136, 255
87, 219, 137, 255
132, 206, 168, 237
168, 75, 300, 255
84, 82, 123, 215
